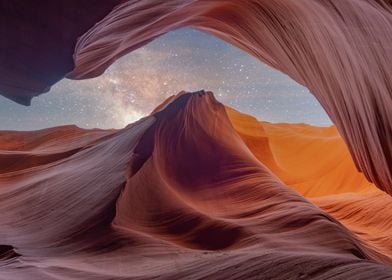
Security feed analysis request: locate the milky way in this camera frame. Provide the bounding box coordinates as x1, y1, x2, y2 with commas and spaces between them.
0, 28, 331, 130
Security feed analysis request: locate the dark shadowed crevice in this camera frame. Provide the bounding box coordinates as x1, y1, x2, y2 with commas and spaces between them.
0, 245, 20, 260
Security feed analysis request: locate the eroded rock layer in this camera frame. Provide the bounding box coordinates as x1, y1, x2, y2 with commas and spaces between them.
1, 0, 391, 195
0, 92, 391, 279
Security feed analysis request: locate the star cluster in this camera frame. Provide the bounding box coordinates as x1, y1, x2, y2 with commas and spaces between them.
0, 28, 331, 131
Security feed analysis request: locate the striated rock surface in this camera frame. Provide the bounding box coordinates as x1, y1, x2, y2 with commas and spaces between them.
1, 0, 391, 195
0, 91, 391, 279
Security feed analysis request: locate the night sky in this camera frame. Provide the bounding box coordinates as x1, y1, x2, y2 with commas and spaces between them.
0, 28, 331, 131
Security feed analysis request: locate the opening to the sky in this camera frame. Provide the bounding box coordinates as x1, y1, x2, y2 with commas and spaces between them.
0, 28, 331, 131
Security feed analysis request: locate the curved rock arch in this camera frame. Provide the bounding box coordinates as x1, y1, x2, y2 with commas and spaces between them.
1, 0, 391, 193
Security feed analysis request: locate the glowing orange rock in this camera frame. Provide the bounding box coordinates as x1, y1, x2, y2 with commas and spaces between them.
0, 92, 391, 279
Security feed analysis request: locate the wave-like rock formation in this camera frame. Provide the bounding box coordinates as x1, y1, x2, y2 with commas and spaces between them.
1, 91, 391, 279
1, 0, 391, 196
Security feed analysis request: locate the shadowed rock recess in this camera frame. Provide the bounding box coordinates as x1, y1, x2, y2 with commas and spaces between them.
0, 91, 392, 279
